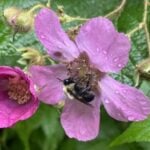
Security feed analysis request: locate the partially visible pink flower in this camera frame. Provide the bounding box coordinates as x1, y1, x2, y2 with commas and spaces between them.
0, 66, 39, 128
30, 8, 150, 141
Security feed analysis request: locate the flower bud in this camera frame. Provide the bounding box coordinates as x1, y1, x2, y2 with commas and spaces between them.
4, 7, 21, 29
17, 47, 46, 66
4, 7, 34, 33
15, 11, 34, 32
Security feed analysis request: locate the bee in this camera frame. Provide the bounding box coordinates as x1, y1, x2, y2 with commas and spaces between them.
61, 52, 100, 105
63, 77, 95, 105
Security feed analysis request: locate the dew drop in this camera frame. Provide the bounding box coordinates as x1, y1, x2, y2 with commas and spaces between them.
123, 89, 127, 93
140, 101, 147, 105
104, 98, 110, 104
85, 26, 91, 32
115, 90, 119, 94
103, 50, 107, 55
118, 64, 122, 67
113, 57, 119, 62
118, 113, 121, 117
128, 116, 134, 121
40, 35, 45, 39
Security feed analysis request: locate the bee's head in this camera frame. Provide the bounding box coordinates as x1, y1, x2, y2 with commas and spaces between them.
63, 77, 74, 85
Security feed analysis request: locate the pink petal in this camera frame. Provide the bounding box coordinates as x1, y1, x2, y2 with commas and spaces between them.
0, 91, 39, 128
75, 17, 131, 73
61, 97, 101, 141
100, 75, 150, 121
0, 66, 39, 127
29, 64, 67, 104
0, 66, 18, 76
35, 8, 79, 62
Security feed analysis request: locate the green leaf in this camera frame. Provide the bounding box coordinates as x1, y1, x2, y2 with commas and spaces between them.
139, 80, 150, 97
110, 118, 150, 146
13, 104, 64, 150
117, 0, 144, 32
56, 0, 120, 17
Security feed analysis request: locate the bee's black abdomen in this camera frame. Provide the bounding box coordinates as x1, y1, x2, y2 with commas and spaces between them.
74, 83, 95, 102
74, 83, 90, 94
63, 77, 95, 105
82, 92, 95, 102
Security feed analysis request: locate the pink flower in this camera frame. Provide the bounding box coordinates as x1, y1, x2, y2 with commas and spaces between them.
30, 8, 150, 141
0, 66, 39, 128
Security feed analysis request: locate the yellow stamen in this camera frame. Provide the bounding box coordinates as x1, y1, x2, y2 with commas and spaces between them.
8, 76, 31, 104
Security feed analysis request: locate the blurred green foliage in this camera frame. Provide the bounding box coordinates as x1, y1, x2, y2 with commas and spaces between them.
0, 0, 150, 150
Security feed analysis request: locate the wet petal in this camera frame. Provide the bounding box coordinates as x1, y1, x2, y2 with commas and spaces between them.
0, 91, 39, 128
35, 8, 79, 62
0, 66, 18, 76
61, 96, 100, 141
76, 17, 131, 73
0, 66, 39, 128
30, 64, 67, 104
100, 75, 150, 121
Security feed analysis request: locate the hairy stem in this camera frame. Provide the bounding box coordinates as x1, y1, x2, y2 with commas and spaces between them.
105, 0, 126, 18
28, 4, 45, 14
143, 0, 150, 55
46, 0, 51, 7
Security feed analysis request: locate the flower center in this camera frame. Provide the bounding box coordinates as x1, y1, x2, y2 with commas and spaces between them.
66, 52, 101, 91
7, 76, 31, 104
63, 52, 101, 104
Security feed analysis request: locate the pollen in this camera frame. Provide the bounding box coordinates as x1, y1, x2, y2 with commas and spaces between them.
7, 76, 31, 104
66, 52, 101, 91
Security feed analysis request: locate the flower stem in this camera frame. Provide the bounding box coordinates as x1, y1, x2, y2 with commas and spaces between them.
127, 23, 144, 38
127, 0, 150, 56
46, 0, 51, 7
68, 16, 89, 22
66, 0, 127, 22
143, 0, 150, 55
28, 4, 45, 14
105, 0, 126, 18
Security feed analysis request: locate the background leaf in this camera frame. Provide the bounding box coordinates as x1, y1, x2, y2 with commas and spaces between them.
110, 118, 150, 146
0, 0, 150, 149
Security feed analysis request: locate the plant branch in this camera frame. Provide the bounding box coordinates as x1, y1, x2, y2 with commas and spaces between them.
143, 0, 150, 55
105, 0, 126, 18
60, 0, 127, 23
127, 0, 150, 56
28, 4, 45, 14
46, 0, 51, 7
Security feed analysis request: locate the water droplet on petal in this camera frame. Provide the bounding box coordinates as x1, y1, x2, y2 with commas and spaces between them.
118, 113, 121, 117
128, 116, 134, 121
85, 26, 91, 32
104, 98, 110, 104
118, 64, 122, 67
140, 101, 147, 105
115, 90, 119, 94
113, 57, 119, 62
123, 89, 127, 93
103, 50, 107, 55
40, 35, 45, 39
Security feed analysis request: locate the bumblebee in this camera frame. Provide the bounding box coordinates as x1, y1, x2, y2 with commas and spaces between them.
63, 77, 95, 105
62, 52, 100, 105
